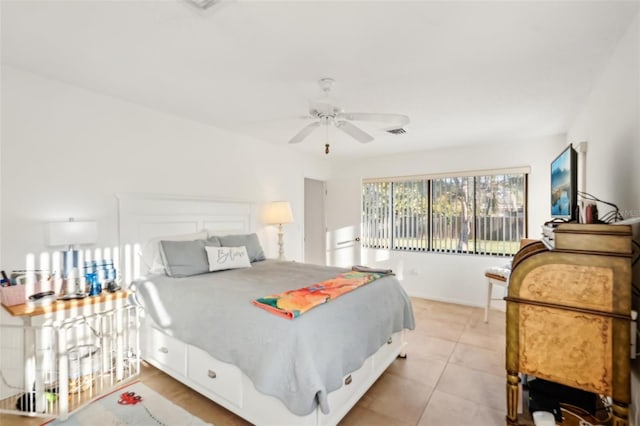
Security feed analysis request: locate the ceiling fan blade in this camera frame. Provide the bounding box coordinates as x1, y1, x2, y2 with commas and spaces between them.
337, 112, 410, 127
335, 121, 374, 143
288, 121, 321, 144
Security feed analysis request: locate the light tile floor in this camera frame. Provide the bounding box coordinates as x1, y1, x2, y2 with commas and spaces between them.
340, 297, 507, 426
1, 297, 508, 426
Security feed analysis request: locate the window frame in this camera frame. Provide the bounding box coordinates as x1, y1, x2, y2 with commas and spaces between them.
362, 167, 529, 256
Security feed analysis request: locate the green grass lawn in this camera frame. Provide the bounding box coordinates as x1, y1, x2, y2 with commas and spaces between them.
365, 237, 520, 255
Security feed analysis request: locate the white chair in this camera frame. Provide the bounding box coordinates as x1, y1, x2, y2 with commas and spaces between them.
483, 240, 539, 322
483, 265, 511, 323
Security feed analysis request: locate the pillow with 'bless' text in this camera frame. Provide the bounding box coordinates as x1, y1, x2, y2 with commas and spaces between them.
217, 233, 266, 263
205, 246, 252, 272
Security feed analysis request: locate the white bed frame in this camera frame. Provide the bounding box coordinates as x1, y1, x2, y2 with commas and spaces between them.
116, 193, 407, 426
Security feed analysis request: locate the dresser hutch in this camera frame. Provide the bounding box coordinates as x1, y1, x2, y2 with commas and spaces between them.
505, 223, 633, 426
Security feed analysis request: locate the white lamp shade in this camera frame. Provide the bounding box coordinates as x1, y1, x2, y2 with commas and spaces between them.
47, 221, 98, 247
264, 201, 294, 225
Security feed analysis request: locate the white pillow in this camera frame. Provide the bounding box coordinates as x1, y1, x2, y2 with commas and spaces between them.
141, 230, 208, 274
205, 246, 251, 272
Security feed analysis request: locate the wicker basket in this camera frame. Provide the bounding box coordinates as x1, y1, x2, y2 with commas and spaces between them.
67, 345, 100, 394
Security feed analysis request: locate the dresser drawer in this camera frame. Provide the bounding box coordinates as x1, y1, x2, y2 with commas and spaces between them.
145, 327, 187, 376
187, 345, 243, 408
554, 223, 632, 254
323, 357, 373, 417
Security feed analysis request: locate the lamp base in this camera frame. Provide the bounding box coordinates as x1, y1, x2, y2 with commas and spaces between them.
63, 249, 80, 279
277, 224, 286, 261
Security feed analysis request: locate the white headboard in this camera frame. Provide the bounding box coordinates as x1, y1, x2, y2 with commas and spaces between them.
116, 193, 257, 283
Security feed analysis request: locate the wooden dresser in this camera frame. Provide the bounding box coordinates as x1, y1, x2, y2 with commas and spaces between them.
505, 223, 633, 426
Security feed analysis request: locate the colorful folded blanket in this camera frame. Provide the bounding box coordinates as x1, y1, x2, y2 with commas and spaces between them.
253, 271, 387, 319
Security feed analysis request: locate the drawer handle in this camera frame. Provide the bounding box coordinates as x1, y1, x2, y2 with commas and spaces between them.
344, 375, 352, 386
387, 337, 393, 344
158, 347, 169, 354
208, 370, 217, 379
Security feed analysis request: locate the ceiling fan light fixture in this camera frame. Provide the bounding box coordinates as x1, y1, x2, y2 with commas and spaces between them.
386, 128, 407, 135
287, 77, 410, 151
309, 102, 342, 118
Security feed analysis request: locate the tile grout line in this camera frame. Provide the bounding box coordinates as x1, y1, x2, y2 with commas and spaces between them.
414, 308, 475, 425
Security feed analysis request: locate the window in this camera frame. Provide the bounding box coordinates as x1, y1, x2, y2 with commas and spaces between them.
362, 170, 527, 256
431, 175, 476, 253
393, 180, 428, 251
362, 181, 391, 249
474, 174, 526, 255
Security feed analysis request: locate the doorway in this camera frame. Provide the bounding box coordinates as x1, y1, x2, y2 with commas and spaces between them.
304, 178, 326, 265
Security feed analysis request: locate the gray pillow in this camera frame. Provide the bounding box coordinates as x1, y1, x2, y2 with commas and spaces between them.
217, 233, 266, 263
160, 239, 219, 277
206, 236, 221, 247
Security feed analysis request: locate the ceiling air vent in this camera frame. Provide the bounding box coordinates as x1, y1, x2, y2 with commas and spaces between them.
185, 0, 219, 10
386, 128, 407, 135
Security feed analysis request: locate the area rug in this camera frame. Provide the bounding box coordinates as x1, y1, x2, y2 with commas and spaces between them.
43, 382, 212, 426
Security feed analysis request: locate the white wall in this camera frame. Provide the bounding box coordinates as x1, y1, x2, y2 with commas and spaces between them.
567, 11, 639, 219
0, 66, 330, 271
564, 11, 639, 425
324, 10, 639, 309
325, 136, 565, 306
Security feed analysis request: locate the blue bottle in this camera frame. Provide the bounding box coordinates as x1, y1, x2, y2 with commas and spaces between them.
87, 273, 101, 296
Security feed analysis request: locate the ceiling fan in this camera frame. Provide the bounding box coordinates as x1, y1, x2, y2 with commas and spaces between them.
288, 78, 410, 154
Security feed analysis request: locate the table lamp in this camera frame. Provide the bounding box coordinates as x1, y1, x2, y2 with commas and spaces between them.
264, 201, 294, 261
47, 218, 97, 279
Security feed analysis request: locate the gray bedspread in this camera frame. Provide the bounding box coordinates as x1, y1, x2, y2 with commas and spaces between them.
131, 260, 415, 416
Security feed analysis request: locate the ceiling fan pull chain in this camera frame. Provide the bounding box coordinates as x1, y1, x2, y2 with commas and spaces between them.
325, 117, 330, 155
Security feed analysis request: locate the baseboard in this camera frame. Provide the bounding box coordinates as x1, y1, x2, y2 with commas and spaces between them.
405, 291, 486, 309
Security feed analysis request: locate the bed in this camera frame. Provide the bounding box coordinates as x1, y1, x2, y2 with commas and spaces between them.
117, 194, 415, 425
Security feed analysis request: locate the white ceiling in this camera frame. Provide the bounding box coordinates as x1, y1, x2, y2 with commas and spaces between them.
2, 0, 638, 158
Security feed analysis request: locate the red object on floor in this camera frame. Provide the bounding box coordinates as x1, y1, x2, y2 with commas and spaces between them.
117, 391, 143, 405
